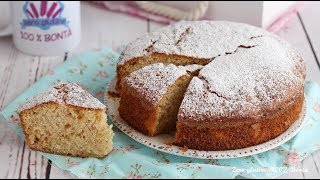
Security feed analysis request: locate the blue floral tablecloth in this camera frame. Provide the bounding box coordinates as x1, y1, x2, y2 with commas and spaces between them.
1, 47, 320, 179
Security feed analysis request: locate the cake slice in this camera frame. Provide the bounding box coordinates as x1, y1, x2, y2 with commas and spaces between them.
119, 63, 201, 136
18, 83, 113, 158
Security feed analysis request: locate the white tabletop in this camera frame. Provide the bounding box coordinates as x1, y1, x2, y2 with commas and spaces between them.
0, 2, 319, 179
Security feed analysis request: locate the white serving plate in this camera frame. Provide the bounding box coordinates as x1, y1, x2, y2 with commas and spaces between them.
105, 77, 307, 159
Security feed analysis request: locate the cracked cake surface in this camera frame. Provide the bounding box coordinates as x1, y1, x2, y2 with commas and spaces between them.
118, 21, 270, 65
179, 36, 305, 124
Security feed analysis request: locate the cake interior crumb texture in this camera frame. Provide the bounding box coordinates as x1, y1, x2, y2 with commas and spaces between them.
119, 63, 196, 136
20, 103, 113, 158
153, 75, 192, 135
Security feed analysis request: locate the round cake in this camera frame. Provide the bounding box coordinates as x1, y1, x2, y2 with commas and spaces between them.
115, 21, 306, 151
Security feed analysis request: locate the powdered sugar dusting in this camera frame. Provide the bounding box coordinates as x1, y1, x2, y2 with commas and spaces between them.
125, 63, 189, 104
118, 20, 305, 123
179, 36, 305, 122
118, 21, 269, 65
19, 83, 105, 112
184, 64, 203, 73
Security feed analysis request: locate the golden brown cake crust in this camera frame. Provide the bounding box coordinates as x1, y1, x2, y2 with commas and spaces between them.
174, 93, 304, 151
116, 20, 306, 151
118, 91, 157, 136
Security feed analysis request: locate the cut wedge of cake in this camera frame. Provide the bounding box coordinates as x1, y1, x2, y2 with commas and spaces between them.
119, 63, 201, 136
18, 83, 114, 158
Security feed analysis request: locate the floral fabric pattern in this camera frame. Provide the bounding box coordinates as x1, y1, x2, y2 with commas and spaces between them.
1, 47, 320, 179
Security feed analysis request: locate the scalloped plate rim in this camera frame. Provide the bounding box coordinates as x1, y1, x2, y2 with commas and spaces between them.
105, 77, 307, 159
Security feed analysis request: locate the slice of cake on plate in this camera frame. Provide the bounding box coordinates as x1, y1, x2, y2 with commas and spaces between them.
18, 82, 113, 158
119, 63, 202, 136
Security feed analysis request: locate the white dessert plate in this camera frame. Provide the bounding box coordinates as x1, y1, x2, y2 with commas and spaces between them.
105, 77, 307, 159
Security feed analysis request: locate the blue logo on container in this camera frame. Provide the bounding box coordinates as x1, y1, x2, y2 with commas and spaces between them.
20, 1, 69, 30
